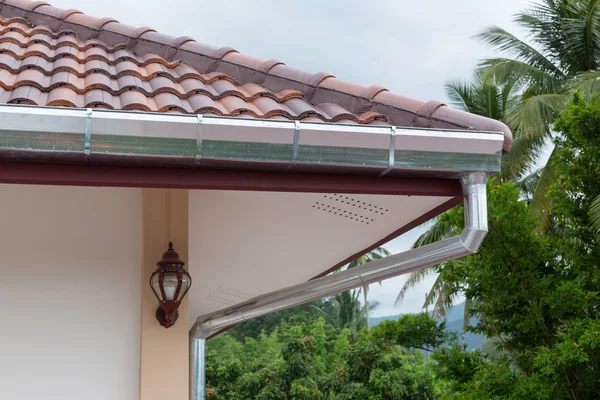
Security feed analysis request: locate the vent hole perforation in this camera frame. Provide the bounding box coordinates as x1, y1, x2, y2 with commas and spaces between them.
311, 194, 388, 225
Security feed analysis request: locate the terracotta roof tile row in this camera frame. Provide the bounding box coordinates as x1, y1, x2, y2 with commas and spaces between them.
0, 18, 181, 66
0, 15, 387, 123
0, 84, 388, 123
0, 18, 125, 49
0, 0, 512, 151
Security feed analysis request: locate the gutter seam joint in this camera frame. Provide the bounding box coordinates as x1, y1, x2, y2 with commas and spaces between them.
84, 108, 92, 163
194, 114, 203, 168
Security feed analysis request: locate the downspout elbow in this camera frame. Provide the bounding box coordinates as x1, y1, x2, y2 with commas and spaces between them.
459, 228, 487, 253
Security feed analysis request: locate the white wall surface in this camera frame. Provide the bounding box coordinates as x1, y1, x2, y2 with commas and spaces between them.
0, 184, 142, 400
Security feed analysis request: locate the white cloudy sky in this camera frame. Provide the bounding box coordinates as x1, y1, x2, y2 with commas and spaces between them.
48, 0, 529, 316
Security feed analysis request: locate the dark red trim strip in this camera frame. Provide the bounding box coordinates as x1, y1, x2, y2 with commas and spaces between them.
0, 162, 462, 196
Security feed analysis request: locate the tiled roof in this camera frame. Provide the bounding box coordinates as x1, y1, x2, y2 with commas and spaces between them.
0, 0, 512, 151
0, 16, 386, 124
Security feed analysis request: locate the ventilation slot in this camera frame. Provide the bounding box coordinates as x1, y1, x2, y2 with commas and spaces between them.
205, 285, 255, 307
311, 194, 389, 225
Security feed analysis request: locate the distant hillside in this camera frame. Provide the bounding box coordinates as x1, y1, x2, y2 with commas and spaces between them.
370, 302, 485, 350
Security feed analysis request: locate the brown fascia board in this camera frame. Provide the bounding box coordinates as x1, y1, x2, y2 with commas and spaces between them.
0, 0, 512, 153
0, 161, 463, 197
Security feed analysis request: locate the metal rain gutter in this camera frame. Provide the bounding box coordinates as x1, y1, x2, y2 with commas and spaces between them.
189, 172, 489, 400
0, 104, 503, 176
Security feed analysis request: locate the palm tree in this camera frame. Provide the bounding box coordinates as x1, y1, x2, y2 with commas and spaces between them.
347, 247, 391, 331
477, 0, 600, 229
395, 74, 546, 322
316, 289, 380, 343
395, 206, 470, 323
314, 247, 389, 338
394, 74, 511, 321
592, 196, 600, 242
396, 0, 600, 320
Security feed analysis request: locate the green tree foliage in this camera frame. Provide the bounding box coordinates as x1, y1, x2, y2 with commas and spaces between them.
227, 301, 328, 341
315, 290, 379, 343
430, 95, 600, 398
398, 0, 600, 318
370, 313, 451, 352
205, 310, 445, 399
206, 96, 600, 396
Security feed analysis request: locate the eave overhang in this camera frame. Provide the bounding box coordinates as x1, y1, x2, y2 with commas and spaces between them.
0, 103, 503, 329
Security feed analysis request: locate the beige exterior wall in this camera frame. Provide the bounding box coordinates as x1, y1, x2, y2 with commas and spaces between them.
0, 184, 142, 400
139, 189, 190, 400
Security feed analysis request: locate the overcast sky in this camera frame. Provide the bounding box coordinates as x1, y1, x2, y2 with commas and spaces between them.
49, 0, 529, 317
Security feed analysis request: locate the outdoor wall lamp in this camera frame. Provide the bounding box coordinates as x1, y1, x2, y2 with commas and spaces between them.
150, 242, 192, 328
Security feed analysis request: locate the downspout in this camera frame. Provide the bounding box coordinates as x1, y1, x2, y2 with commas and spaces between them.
189, 171, 489, 400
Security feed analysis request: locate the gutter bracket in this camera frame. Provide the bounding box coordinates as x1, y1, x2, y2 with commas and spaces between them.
378, 126, 396, 177
84, 108, 92, 163
193, 114, 203, 168
286, 121, 301, 172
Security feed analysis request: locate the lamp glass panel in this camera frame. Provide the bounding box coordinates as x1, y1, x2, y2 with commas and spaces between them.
162, 272, 179, 301
150, 273, 161, 300
177, 274, 191, 301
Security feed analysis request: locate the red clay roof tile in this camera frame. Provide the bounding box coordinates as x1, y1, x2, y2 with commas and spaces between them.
0, 15, 388, 124
0, 1, 512, 151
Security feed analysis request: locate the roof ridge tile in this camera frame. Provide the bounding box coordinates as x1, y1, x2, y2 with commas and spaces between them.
412, 100, 446, 128
90, 17, 117, 31
56, 8, 80, 20
25, 1, 48, 11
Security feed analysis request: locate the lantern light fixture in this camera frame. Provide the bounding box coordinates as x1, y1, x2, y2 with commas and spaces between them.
150, 242, 192, 328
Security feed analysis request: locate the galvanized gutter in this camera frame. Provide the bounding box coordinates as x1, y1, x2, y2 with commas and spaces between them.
0, 104, 503, 177
189, 172, 489, 400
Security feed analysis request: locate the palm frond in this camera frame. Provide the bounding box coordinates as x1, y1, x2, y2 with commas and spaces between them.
394, 267, 436, 306
425, 273, 458, 319
479, 58, 563, 93
500, 133, 549, 182
528, 148, 558, 232
369, 247, 392, 258
581, 0, 600, 70
412, 218, 457, 249
558, 0, 600, 72
475, 26, 565, 79
516, 168, 543, 200
590, 195, 600, 243
445, 79, 478, 112
463, 296, 473, 328
367, 299, 380, 312
564, 70, 600, 99
347, 247, 391, 269
505, 93, 565, 143
311, 304, 340, 329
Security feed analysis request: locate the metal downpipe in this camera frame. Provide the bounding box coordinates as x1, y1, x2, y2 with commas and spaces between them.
190, 336, 206, 400
189, 172, 489, 400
